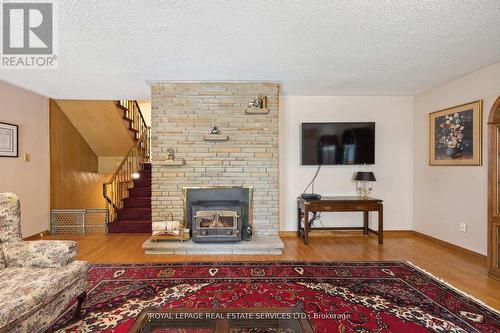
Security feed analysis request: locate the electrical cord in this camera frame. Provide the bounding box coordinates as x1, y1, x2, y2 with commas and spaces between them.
302, 164, 322, 194
301, 211, 322, 227
309, 212, 321, 227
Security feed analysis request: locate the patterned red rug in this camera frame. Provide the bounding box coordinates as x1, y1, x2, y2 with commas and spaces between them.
52, 261, 499, 333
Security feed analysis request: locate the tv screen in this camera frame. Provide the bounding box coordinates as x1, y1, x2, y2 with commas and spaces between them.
301, 122, 375, 165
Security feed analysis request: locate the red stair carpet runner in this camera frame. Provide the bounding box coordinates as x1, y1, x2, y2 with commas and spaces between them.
50, 262, 499, 333
108, 163, 152, 233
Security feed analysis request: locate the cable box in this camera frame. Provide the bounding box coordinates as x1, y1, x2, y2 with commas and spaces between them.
301, 193, 321, 200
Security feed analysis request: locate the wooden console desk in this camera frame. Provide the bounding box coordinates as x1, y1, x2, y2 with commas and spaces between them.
297, 196, 383, 245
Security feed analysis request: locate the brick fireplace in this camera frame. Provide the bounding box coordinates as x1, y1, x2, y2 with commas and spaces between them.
143, 82, 283, 254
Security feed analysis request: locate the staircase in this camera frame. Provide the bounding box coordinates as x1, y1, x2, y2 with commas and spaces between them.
117, 100, 149, 143
103, 100, 152, 233
53, 100, 137, 158
107, 163, 152, 233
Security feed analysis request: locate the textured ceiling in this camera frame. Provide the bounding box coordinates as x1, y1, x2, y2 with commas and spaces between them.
1, 0, 500, 98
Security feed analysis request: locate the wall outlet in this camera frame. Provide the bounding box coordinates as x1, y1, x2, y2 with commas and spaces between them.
459, 223, 467, 233
23, 153, 31, 162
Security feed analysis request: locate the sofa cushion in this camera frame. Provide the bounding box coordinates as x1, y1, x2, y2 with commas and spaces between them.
0, 260, 89, 330
0, 193, 22, 243
3, 240, 77, 268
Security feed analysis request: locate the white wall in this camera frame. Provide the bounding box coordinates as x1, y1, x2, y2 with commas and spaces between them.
413, 61, 500, 255
0, 80, 50, 238
280, 96, 414, 232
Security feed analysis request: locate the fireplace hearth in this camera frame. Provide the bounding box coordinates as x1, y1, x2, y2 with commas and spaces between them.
184, 187, 252, 243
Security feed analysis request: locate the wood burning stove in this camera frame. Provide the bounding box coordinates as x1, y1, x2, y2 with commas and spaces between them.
192, 201, 242, 242
184, 187, 252, 243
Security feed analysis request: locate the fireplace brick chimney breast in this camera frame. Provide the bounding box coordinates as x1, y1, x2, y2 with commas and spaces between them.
151, 82, 279, 238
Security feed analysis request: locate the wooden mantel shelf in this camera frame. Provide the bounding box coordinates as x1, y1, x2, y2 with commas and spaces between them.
246, 108, 269, 114
158, 159, 185, 166
204, 135, 229, 141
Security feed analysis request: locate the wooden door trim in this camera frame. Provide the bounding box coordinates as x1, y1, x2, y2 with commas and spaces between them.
487, 95, 500, 278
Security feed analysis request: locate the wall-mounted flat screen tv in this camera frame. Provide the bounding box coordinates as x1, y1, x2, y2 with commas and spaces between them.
301, 122, 375, 165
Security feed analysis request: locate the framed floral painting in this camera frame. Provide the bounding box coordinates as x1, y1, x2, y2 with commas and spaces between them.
429, 100, 482, 165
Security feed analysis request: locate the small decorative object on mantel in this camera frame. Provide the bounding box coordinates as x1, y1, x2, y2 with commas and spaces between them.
0, 122, 19, 157
204, 124, 229, 141
209, 124, 220, 135
354, 171, 376, 199
167, 148, 176, 160
429, 100, 482, 166
246, 94, 269, 114
248, 95, 267, 109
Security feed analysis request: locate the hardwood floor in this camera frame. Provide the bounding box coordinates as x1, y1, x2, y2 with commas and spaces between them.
43, 232, 500, 310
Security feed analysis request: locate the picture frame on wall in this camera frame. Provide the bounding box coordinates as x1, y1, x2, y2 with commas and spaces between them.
429, 100, 482, 166
0, 122, 19, 158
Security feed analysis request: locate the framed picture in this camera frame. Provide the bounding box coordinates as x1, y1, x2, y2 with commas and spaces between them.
0, 122, 19, 157
429, 100, 482, 166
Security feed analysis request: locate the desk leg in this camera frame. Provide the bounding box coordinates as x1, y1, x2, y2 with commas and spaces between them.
363, 211, 369, 235
303, 209, 310, 245
378, 204, 384, 244
297, 206, 301, 238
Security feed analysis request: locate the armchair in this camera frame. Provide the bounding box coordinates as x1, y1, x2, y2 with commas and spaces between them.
0, 193, 89, 333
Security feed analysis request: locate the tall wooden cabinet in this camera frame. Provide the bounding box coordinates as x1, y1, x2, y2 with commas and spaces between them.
488, 96, 500, 279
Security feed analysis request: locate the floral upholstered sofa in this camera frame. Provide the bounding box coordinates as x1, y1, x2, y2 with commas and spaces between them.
0, 193, 89, 333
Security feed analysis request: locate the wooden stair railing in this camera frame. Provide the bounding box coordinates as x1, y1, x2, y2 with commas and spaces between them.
117, 100, 149, 144
104, 100, 151, 223
103, 127, 150, 223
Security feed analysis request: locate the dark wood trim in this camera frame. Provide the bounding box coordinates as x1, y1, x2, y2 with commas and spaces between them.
488, 107, 495, 274
134, 100, 148, 129
412, 231, 486, 265
488, 95, 500, 279
488, 95, 500, 123
115, 101, 128, 111
122, 116, 133, 123
23, 230, 50, 240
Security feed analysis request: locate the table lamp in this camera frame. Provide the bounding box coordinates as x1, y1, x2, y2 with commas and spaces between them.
354, 171, 376, 199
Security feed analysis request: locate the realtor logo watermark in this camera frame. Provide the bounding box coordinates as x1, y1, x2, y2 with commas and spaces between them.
1, 0, 57, 68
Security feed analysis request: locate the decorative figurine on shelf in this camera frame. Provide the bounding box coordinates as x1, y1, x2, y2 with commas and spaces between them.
248, 94, 268, 109
167, 148, 176, 160
209, 124, 220, 135
261, 95, 268, 108
248, 96, 261, 108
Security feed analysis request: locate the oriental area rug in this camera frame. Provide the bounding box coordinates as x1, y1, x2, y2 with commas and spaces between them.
51, 262, 500, 333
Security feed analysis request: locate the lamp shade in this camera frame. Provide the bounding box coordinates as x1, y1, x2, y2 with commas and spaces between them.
354, 171, 376, 182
